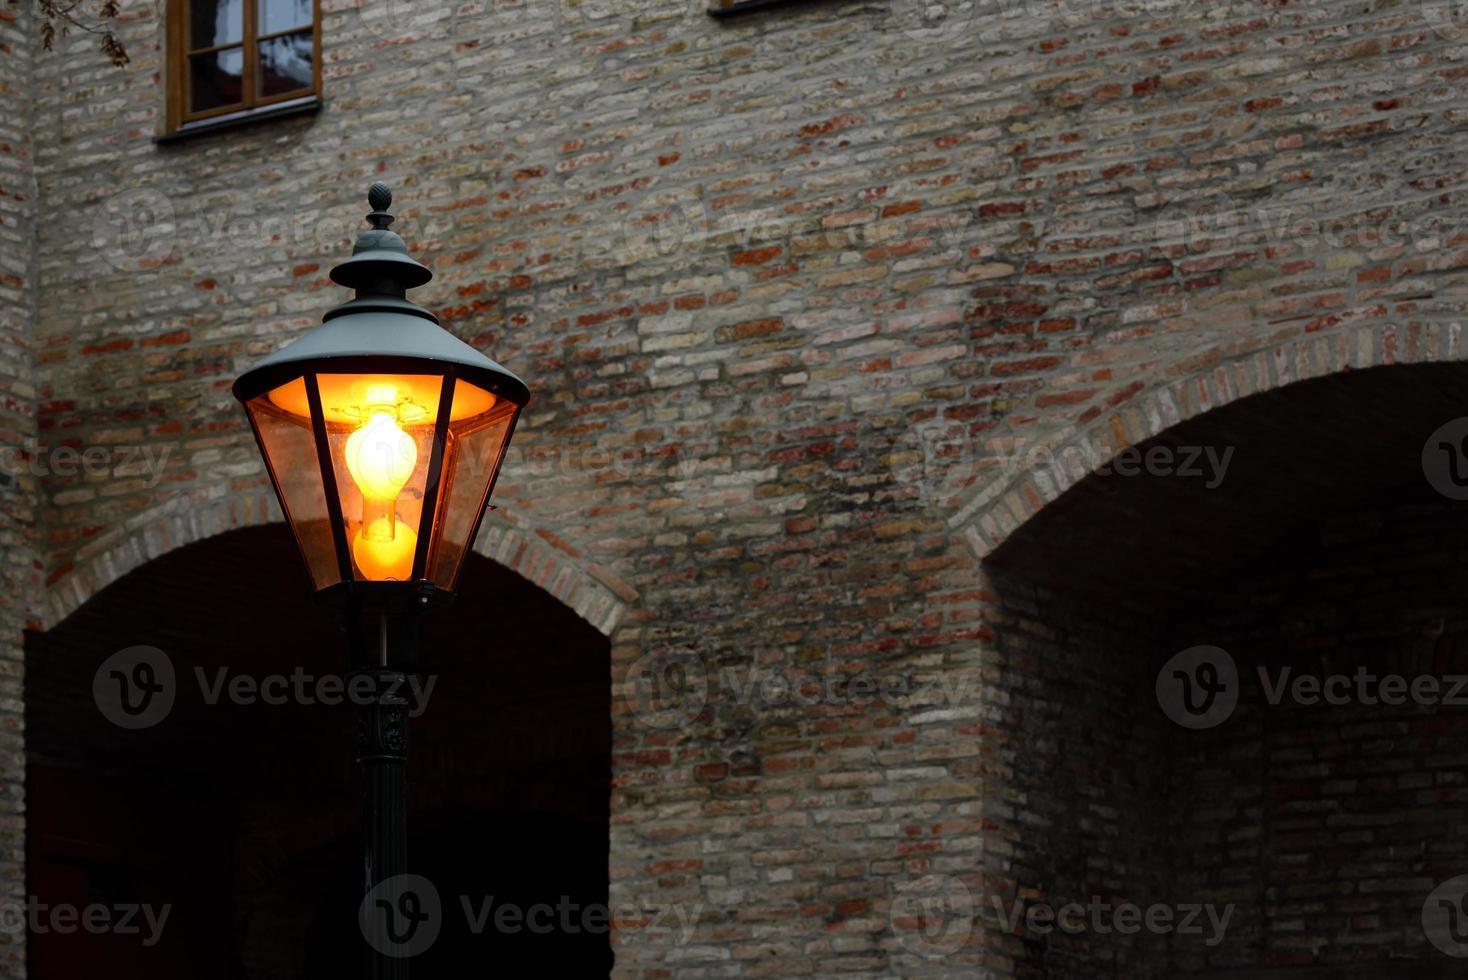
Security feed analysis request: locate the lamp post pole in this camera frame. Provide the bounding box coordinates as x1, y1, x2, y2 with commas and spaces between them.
352, 610, 414, 980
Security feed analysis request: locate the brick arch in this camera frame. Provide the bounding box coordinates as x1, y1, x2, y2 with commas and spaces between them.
953, 319, 1467, 559
40, 491, 634, 636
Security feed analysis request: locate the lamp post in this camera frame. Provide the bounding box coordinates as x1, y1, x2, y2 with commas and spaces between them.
232, 182, 529, 977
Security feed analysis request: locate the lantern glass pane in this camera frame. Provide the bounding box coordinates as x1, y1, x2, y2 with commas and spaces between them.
427, 383, 518, 590
246, 389, 342, 589
317, 373, 445, 582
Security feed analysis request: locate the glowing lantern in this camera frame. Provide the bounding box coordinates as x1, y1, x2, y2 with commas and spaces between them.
232, 182, 528, 602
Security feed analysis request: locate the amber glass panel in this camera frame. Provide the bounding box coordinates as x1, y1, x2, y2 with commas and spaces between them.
318, 374, 445, 582
427, 384, 518, 589
247, 389, 341, 590
271, 373, 489, 425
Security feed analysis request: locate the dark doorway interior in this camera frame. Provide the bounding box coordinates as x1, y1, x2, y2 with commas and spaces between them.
25, 524, 612, 978
983, 363, 1468, 977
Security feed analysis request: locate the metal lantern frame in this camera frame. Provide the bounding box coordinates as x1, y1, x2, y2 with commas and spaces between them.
233, 181, 529, 611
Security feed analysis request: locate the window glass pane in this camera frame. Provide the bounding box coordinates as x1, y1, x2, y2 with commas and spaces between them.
258, 0, 312, 35
189, 47, 244, 113
258, 31, 313, 98
189, 0, 243, 50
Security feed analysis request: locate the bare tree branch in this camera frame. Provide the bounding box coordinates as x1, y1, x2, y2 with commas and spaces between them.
12, 0, 130, 67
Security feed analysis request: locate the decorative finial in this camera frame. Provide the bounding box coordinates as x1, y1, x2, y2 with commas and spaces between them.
368, 181, 392, 212
366, 181, 394, 230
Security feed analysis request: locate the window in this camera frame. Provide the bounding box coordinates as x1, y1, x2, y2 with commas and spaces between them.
166, 0, 320, 134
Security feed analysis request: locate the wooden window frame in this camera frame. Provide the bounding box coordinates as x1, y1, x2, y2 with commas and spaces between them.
165, 0, 322, 135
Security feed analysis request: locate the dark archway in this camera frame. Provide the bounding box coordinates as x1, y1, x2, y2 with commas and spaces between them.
981, 363, 1468, 978
25, 524, 612, 977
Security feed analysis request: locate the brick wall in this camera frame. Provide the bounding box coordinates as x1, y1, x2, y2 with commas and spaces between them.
14, 0, 1468, 976
983, 566, 1177, 977
0, 0, 36, 973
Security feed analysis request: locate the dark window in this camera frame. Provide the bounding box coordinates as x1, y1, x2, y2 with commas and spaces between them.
168, 0, 319, 132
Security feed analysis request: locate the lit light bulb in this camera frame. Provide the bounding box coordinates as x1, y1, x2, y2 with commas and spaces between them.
345, 411, 417, 501
343, 408, 419, 580
352, 519, 418, 581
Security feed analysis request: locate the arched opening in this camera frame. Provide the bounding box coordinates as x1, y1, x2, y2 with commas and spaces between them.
980, 363, 1468, 977
25, 524, 612, 977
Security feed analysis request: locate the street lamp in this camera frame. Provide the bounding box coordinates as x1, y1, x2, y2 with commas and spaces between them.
232, 182, 529, 976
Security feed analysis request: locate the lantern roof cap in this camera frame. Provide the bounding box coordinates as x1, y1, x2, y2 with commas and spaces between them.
329, 181, 433, 291
232, 183, 529, 407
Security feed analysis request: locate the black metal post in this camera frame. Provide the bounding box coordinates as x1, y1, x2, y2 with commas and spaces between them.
351, 608, 418, 979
